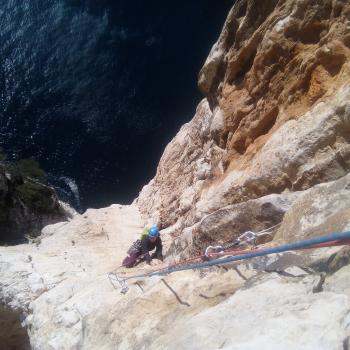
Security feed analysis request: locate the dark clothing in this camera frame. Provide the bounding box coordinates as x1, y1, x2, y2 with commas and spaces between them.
141, 235, 162, 262
122, 251, 143, 268
122, 235, 163, 268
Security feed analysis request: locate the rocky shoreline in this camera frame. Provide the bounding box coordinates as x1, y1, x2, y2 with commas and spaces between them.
1, 0, 350, 348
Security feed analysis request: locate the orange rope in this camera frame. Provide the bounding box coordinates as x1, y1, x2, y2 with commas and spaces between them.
116, 238, 350, 279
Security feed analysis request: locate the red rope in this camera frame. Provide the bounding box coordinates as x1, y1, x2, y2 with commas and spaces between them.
115, 238, 350, 278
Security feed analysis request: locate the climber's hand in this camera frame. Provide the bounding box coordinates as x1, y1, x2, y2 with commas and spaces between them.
150, 259, 162, 266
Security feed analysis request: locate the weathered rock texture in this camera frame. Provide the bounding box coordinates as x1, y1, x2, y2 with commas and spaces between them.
1, 0, 350, 349
1, 185, 350, 349
0, 166, 69, 244
137, 0, 350, 243
275, 172, 350, 242
0, 204, 144, 349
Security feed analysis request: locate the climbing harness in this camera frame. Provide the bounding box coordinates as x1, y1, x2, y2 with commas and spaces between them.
108, 230, 350, 294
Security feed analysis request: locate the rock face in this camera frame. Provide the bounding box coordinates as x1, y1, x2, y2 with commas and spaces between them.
1, 195, 350, 349
275, 172, 350, 242
0, 204, 144, 349
137, 0, 350, 241
169, 191, 300, 258
2, 0, 350, 349
0, 166, 69, 244
152, 266, 350, 350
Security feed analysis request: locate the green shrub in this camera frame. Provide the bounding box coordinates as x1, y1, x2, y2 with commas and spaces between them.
16, 182, 55, 214
15, 159, 47, 181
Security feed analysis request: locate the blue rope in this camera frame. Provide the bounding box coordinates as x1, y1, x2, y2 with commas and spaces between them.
123, 231, 350, 281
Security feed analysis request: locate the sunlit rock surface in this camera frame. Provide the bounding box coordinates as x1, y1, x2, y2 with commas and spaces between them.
2, 0, 350, 348
137, 0, 350, 238
1, 196, 350, 349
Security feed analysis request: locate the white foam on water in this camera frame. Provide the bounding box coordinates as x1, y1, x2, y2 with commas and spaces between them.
59, 176, 81, 208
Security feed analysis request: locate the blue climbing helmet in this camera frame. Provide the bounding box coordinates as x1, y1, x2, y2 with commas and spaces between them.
148, 226, 160, 238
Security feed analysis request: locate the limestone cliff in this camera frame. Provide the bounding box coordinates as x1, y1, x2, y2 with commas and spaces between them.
1, 0, 350, 349
137, 0, 350, 251
1, 182, 350, 349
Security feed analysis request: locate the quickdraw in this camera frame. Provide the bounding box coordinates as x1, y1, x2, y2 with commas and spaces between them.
204, 223, 280, 257
108, 272, 129, 294
108, 229, 350, 294
109, 224, 281, 294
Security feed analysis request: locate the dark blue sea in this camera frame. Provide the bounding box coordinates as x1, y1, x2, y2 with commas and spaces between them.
0, 0, 233, 210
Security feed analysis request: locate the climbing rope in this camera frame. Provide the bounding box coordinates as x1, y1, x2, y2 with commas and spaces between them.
109, 230, 350, 293
109, 224, 280, 277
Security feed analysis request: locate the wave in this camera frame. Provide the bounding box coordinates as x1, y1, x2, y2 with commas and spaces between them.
48, 173, 81, 211
59, 176, 80, 207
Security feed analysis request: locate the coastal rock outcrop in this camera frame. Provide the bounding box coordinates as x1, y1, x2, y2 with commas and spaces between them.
1, 0, 350, 348
0, 164, 69, 244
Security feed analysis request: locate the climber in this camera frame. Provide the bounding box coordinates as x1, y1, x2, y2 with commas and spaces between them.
122, 226, 163, 268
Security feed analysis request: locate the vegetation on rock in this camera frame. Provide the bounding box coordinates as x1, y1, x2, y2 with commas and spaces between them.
0, 149, 65, 244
